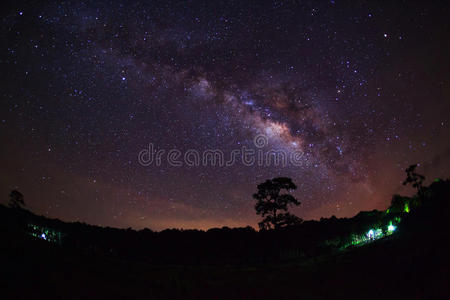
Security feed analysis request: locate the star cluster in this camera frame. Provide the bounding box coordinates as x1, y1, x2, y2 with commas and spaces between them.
1, 1, 449, 230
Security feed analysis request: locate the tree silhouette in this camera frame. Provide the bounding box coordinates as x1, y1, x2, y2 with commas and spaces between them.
8, 190, 25, 209
253, 177, 302, 230
403, 164, 425, 196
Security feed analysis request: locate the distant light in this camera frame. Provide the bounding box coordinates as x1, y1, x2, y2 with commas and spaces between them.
388, 224, 396, 232
367, 229, 374, 238
41, 233, 46, 240
404, 203, 410, 213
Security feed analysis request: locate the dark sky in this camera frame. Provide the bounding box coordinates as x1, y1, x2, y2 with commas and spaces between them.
1, 0, 449, 230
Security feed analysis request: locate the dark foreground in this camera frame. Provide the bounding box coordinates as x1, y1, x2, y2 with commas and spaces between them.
2, 222, 449, 299
2, 180, 450, 299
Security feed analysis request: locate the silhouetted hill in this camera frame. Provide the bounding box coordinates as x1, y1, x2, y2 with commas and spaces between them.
1, 179, 449, 299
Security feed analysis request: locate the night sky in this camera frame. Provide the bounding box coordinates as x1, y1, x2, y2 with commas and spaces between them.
1, 0, 449, 230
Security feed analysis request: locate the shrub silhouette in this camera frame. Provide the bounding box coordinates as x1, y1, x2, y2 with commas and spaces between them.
403, 164, 425, 196
8, 190, 25, 209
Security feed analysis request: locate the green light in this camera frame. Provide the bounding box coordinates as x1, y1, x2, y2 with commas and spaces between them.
404, 203, 409, 213
26, 223, 63, 244
374, 229, 383, 237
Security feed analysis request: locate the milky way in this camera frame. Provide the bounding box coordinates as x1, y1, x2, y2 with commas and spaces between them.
1, 1, 449, 230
